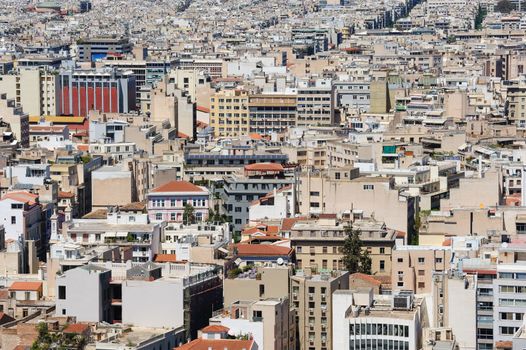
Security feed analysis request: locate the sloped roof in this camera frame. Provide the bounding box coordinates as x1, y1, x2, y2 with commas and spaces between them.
151, 181, 207, 193
201, 325, 230, 333
244, 163, 283, 172
9, 281, 42, 292
235, 244, 292, 257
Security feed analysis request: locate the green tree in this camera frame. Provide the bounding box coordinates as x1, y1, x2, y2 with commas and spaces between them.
495, 0, 514, 13
341, 225, 372, 274
183, 204, 195, 225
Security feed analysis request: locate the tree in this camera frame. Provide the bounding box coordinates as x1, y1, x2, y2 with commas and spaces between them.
495, 0, 514, 13
341, 225, 372, 274
183, 204, 195, 225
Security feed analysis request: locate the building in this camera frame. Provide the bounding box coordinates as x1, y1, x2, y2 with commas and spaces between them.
0, 67, 60, 117
391, 245, 451, 294
208, 298, 295, 350
59, 68, 136, 117
290, 217, 396, 275
0, 93, 30, 147
248, 93, 297, 135
147, 181, 209, 223
77, 37, 132, 62
221, 163, 295, 234
56, 262, 222, 339
209, 90, 249, 138
296, 78, 335, 127
291, 269, 349, 350
333, 289, 424, 350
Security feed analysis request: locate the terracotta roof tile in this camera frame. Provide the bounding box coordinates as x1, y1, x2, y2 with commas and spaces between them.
281, 217, 307, 231
9, 281, 42, 292
151, 181, 207, 193
63, 323, 90, 334
244, 163, 283, 172
234, 244, 292, 257
154, 254, 178, 263
201, 325, 229, 333
176, 339, 254, 350
349, 273, 382, 286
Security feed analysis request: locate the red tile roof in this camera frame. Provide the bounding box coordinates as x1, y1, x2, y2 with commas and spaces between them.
196, 106, 210, 113
176, 339, 254, 350
244, 163, 283, 172
349, 273, 382, 286
151, 181, 206, 193
59, 191, 75, 199
63, 323, 90, 334
9, 281, 43, 292
281, 217, 307, 231
2, 191, 39, 206
201, 325, 229, 333
234, 244, 292, 257
154, 254, 178, 263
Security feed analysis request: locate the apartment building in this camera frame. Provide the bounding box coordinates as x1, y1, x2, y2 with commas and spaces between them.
291, 269, 349, 350
209, 90, 249, 138
333, 289, 424, 350
298, 167, 417, 237
0, 93, 30, 147
290, 217, 396, 275
56, 261, 222, 339
391, 245, 451, 294
62, 209, 161, 262
248, 93, 297, 135
0, 67, 60, 117
183, 147, 288, 181
209, 298, 295, 350
221, 163, 295, 234
147, 180, 209, 224
176, 58, 224, 79
296, 78, 335, 127
223, 264, 293, 306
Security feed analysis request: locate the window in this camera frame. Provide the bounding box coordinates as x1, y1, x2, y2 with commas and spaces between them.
297, 246, 302, 253
259, 284, 265, 297
335, 172, 340, 180
418, 282, 425, 289
322, 246, 328, 253
418, 270, 425, 276
380, 260, 385, 271
170, 213, 176, 221
155, 213, 162, 221
435, 257, 443, 263
380, 248, 385, 254
62, 309, 66, 315
397, 258, 403, 263
418, 257, 425, 264
11, 216, 16, 224
310, 202, 320, 208
363, 185, 374, 190
58, 286, 66, 300
11, 203, 22, 209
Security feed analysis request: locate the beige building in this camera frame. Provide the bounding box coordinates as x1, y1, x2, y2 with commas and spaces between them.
223, 265, 293, 306
290, 217, 396, 276
248, 93, 297, 135
291, 269, 349, 350
0, 93, 29, 147
298, 167, 416, 236
0, 67, 59, 117
91, 165, 133, 209
391, 245, 451, 294
209, 298, 295, 350
209, 90, 249, 138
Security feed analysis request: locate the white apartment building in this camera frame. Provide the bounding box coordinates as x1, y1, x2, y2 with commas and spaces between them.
333, 289, 423, 350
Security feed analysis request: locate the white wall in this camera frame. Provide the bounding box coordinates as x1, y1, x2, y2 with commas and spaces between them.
122, 278, 184, 328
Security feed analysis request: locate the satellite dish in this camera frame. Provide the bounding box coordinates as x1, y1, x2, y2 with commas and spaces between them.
277, 258, 284, 265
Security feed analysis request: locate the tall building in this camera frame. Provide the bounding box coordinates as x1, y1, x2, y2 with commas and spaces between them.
248, 93, 297, 135
0, 93, 30, 147
0, 67, 60, 117
506, 82, 526, 132
59, 68, 136, 116
209, 90, 249, 138
291, 269, 349, 350
296, 78, 335, 127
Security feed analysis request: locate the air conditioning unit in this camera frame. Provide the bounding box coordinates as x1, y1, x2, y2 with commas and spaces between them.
392, 291, 413, 310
